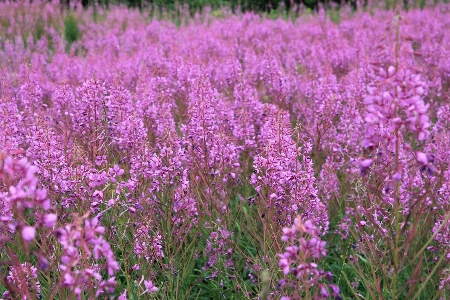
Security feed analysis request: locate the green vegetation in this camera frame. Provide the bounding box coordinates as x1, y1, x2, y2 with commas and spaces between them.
64, 13, 80, 49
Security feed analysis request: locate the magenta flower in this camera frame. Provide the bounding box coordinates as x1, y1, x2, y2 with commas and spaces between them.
416, 151, 428, 165
144, 280, 158, 293
43, 214, 57, 228
278, 216, 339, 299
5, 263, 40, 299
55, 214, 119, 297
22, 226, 36, 242
118, 290, 128, 300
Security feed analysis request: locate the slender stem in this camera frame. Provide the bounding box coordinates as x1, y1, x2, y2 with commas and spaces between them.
392, 13, 401, 299
393, 128, 400, 299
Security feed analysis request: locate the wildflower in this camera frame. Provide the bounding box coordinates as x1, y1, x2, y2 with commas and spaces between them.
56, 214, 119, 296
118, 290, 128, 300
416, 151, 428, 165
144, 280, 158, 293
251, 106, 328, 231
21, 226, 36, 242
360, 159, 374, 176
278, 216, 339, 299
43, 214, 57, 228
4, 263, 40, 299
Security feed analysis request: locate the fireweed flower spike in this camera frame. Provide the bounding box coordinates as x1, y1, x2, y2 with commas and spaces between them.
1, 153, 57, 298
348, 11, 449, 299
55, 214, 119, 298
0, 154, 55, 239
278, 216, 339, 299
2, 263, 41, 300
251, 106, 328, 232
360, 15, 431, 180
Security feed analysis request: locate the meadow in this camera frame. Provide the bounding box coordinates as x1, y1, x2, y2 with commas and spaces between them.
1, 1, 450, 299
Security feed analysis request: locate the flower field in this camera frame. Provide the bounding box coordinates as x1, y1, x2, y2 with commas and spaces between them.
1, 2, 450, 299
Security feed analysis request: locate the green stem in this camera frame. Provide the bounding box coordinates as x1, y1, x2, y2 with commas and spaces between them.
392, 13, 401, 299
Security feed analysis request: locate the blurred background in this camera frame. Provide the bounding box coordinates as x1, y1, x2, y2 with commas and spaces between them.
62, 0, 441, 14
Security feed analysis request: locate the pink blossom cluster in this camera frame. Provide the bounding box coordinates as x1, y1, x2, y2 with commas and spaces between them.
55, 215, 120, 298
0, 154, 56, 245
2, 263, 40, 300
362, 66, 430, 149
251, 106, 328, 231
202, 223, 234, 279
278, 216, 339, 299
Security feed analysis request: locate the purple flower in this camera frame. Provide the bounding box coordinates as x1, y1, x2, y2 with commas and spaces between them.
416, 151, 428, 165
5, 263, 40, 299
278, 217, 338, 299
360, 159, 374, 176
118, 290, 128, 300
22, 226, 36, 242
278, 256, 291, 275
43, 214, 57, 228
144, 280, 158, 293
92, 190, 104, 200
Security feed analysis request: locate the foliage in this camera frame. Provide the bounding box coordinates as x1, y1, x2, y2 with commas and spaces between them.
64, 13, 80, 48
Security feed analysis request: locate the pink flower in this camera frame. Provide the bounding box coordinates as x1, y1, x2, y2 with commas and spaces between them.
93, 190, 104, 200
108, 165, 125, 182
43, 213, 57, 228
144, 280, 158, 293
118, 290, 128, 300
64, 273, 75, 285
392, 172, 402, 181
416, 151, 428, 165
22, 226, 36, 242
387, 66, 396, 77
361, 159, 374, 168
278, 256, 290, 275
360, 159, 374, 176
